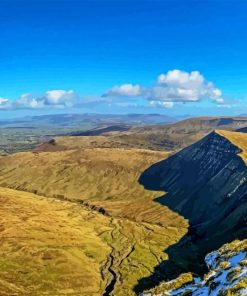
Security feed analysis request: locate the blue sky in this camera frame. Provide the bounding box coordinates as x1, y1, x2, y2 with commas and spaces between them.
1, 0, 247, 118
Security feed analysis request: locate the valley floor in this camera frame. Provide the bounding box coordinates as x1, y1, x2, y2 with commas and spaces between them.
2, 120, 247, 295
0, 180, 187, 295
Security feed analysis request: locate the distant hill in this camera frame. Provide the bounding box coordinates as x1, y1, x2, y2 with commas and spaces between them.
0, 113, 176, 129
37, 116, 247, 153
0, 113, 177, 154
68, 124, 131, 136
3, 114, 247, 155
118, 116, 247, 150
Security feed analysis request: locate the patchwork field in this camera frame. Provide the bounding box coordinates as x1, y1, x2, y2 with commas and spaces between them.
0, 147, 188, 295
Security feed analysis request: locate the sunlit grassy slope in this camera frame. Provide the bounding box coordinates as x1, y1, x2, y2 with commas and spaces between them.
216, 129, 247, 163
0, 148, 184, 227
0, 187, 111, 296
0, 147, 188, 295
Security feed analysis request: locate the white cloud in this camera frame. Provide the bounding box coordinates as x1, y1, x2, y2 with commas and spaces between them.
104, 83, 145, 97
0, 90, 77, 110
150, 100, 174, 108
217, 103, 237, 109
149, 69, 224, 104
158, 70, 204, 87
101, 69, 225, 109
0, 98, 8, 104
14, 93, 44, 109
0, 70, 226, 111
44, 90, 75, 106
0, 97, 9, 109
0, 98, 10, 110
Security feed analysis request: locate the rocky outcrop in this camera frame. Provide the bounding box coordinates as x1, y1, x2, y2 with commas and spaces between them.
141, 239, 247, 296
136, 131, 247, 291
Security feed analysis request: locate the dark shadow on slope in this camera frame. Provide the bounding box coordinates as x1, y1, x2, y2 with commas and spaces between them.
134, 217, 247, 294
134, 131, 247, 294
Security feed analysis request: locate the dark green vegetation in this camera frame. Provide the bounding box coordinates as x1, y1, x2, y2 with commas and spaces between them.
136, 130, 247, 292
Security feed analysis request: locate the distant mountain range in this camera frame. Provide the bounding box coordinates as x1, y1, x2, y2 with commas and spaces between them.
4, 113, 247, 155
0, 113, 177, 128
0, 113, 177, 154
62, 116, 247, 151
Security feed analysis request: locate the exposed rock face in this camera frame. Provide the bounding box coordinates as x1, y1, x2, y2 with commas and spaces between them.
136, 131, 247, 290
141, 239, 247, 296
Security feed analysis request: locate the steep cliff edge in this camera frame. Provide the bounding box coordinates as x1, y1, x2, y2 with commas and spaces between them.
136, 130, 247, 290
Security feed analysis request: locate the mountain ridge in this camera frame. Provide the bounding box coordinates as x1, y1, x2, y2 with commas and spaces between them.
1, 128, 247, 294
135, 130, 247, 292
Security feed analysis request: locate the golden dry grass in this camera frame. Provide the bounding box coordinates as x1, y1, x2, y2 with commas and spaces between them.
0, 187, 112, 296
0, 187, 187, 296
0, 147, 188, 295
0, 148, 178, 226
216, 130, 247, 163
36, 136, 116, 151
35, 135, 152, 152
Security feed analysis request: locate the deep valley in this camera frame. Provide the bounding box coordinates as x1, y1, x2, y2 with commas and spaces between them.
1, 115, 247, 295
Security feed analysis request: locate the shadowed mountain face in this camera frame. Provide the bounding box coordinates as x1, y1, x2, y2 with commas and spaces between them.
135, 131, 247, 292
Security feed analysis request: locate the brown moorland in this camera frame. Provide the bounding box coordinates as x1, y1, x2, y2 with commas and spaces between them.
0, 147, 188, 295
35, 116, 247, 153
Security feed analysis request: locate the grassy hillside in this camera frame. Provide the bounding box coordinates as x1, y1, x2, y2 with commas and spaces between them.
36, 116, 247, 153
217, 129, 247, 163
116, 116, 247, 151
0, 113, 175, 155
0, 187, 111, 296
136, 130, 247, 291
3, 115, 247, 155
0, 148, 182, 226
2, 128, 247, 294
0, 148, 188, 295
0, 186, 187, 296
